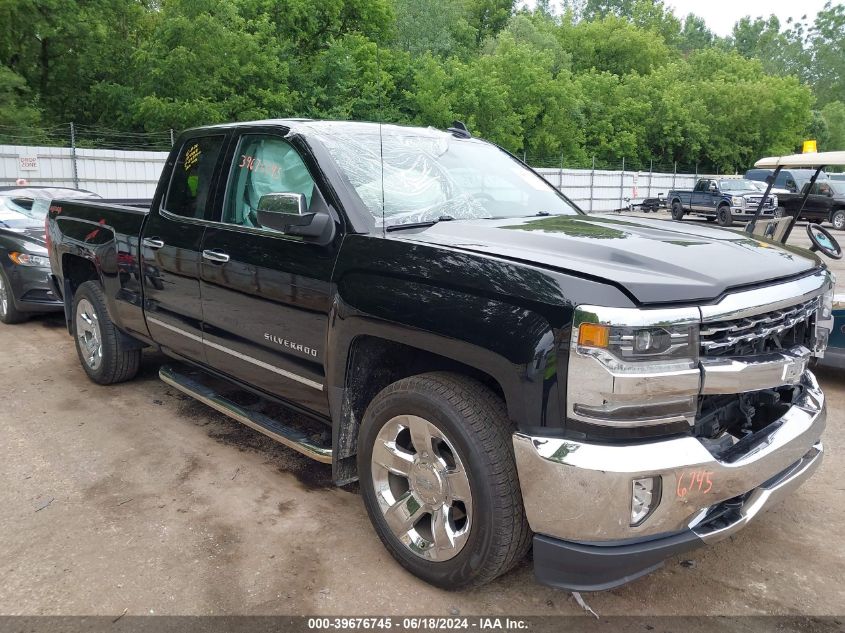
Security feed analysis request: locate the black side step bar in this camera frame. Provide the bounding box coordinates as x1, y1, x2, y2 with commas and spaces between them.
159, 364, 333, 464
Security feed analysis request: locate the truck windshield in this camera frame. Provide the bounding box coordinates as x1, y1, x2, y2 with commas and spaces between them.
301, 122, 580, 227
719, 179, 759, 191
827, 181, 845, 195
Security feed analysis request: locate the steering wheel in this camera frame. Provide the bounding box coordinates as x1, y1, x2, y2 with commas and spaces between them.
806, 223, 843, 260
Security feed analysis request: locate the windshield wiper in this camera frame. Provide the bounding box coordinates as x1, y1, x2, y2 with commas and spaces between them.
385, 215, 455, 232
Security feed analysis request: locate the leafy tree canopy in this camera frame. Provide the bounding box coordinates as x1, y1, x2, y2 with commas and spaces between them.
0, 0, 841, 172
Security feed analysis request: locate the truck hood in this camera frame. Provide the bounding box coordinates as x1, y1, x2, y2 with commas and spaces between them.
393, 214, 822, 304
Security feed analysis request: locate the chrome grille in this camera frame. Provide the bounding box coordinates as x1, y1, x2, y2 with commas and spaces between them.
745, 195, 775, 207
700, 297, 818, 357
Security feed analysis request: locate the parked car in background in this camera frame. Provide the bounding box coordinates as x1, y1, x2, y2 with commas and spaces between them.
779, 180, 845, 230
0, 187, 100, 323
746, 168, 827, 194
668, 178, 777, 226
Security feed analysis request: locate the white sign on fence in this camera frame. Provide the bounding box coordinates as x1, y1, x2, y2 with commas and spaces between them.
18, 156, 39, 171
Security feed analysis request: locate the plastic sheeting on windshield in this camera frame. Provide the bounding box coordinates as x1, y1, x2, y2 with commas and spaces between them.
289, 121, 487, 226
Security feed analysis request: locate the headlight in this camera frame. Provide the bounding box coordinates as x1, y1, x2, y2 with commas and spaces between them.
815, 279, 835, 355
9, 251, 49, 267
731, 196, 744, 207
568, 305, 701, 433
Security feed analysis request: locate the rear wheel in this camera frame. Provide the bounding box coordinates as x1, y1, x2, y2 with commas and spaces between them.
358, 372, 531, 589
831, 209, 845, 231
0, 269, 26, 324
73, 281, 141, 384
717, 205, 733, 227
671, 201, 685, 221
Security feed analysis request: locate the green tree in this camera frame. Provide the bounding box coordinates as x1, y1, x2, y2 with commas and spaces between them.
132, 0, 294, 129
392, 0, 469, 57
731, 15, 808, 79
808, 2, 845, 105
0, 66, 40, 129
821, 101, 845, 151
465, 0, 515, 45
581, 0, 680, 44
0, 0, 149, 127
678, 14, 713, 53
560, 15, 672, 76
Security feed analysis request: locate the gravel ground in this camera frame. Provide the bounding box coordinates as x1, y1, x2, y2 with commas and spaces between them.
0, 212, 843, 618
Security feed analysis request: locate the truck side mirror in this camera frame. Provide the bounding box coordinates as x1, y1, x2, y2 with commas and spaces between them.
256, 192, 310, 227
256, 192, 333, 241
708, 183, 717, 192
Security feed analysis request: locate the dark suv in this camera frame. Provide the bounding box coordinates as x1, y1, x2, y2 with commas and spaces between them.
746, 168, 827, 194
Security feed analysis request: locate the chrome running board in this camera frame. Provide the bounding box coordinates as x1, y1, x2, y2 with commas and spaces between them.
159, 364, 332, 464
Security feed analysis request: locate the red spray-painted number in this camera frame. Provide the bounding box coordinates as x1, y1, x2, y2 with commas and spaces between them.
676, 470, 713, 498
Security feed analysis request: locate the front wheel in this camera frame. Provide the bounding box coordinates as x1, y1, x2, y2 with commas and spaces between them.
0, 269, 26, 324
717, 205, 733, 227
831, 209, 845, 231
73, 280, 141, 384
671, 201, 685, 221
358, 372, 531, 589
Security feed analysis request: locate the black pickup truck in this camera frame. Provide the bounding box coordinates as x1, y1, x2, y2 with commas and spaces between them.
46, 120, 831, 591
779, 180, 845, 230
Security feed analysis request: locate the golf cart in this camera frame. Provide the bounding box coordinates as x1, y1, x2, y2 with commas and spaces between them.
748, 151, 845, 368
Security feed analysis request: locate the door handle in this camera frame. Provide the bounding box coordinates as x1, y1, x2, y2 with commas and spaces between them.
142, 237, 165, 250
202, 249, 230, 264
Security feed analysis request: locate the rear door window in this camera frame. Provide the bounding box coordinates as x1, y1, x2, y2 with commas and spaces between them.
164, 135, 225, 220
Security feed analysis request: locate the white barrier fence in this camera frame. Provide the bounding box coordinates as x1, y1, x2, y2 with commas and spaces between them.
534, 168, 719, 213
2, 144, 717, 211
1, 144, 167, 199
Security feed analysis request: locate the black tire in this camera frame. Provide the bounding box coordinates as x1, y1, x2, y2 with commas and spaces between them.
717, 205, 733, 227
671, 200, 685, 220
831, 209, 845, 231
358, 372, 531, 589
705, 216, 717, 223
0, 268, 27, 324
72, 280, 141, 384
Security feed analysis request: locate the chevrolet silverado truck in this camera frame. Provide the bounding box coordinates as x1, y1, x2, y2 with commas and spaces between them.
46, 120, 833, 591
669, 178, 778, 226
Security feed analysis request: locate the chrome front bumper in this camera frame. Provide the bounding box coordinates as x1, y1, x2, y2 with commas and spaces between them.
514, 370, 825, 542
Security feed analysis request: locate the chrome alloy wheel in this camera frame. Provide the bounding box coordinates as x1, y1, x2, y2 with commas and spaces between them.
371, 415, 473, 561
75, 298, 103, 370
0, 274, 7, 318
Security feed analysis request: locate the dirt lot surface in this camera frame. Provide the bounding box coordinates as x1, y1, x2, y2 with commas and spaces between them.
1, 212, 844, 618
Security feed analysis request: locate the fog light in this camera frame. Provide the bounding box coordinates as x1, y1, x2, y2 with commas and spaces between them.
631, 476, 661, 526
